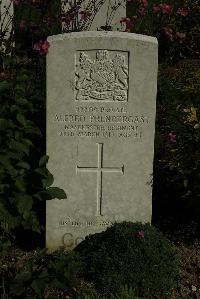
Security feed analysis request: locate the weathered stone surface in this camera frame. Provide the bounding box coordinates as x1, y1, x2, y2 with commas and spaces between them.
46, 31, 158, 250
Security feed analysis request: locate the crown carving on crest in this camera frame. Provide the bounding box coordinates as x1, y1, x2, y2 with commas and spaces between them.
96, 50, 109, 61
75, 49, 129, 102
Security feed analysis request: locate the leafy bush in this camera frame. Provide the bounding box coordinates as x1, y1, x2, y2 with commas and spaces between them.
153, 59, 200, 240
126, 1, 200, 236
0, 1, 66, 249
1, 248, 89, 299
127, 0, 199, 63
0, 52, 67, 246
75, 222, 179, 299
0, 228, 179, 299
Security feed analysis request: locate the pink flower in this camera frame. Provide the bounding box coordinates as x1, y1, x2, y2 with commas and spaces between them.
40, 40, 50, 54
167, 132, 177, 143
0, 72, 10, 81
44, 16, 56, 28
177, 7, 189, 16
176, 32, 186, 40
139, 0, 148, 7
127, 0, 148, 6
30, 0, 41, 7
153, 4, 161, 13
163, 26, 173, 41
138, 230, 145, 238
33, 40, 50, 55
161, 4, 172, 14
79, 10, 92, 21
137, 7, 147, 16
120, 17, 133, 31
11, 0, 21, 5
160, 105, 166, 113
19, 20, 25, 30
61, 13, 75, 25
153, 3, 172, 14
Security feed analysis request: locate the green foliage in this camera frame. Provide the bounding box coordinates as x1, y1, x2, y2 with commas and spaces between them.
153, 59, 200, 239
127, 0, 199, 63
1, 248, 85, 299
14, 0, 61, 46
126, 0, 200, 239
0, 233, 12, 256
110, 285, 139, 299
78, 285, 139, 299
0, 27, 66, 245
0, 229, 179, 299
75, 222, 179, 299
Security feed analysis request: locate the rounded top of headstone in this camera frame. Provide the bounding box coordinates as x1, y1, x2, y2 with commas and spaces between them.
47, 31, 158, 45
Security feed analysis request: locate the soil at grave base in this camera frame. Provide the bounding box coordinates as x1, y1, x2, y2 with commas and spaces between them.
0, 243, 200, 299
172, 243, 200, 299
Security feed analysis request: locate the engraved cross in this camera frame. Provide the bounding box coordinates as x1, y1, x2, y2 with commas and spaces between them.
76, 143, 124, 216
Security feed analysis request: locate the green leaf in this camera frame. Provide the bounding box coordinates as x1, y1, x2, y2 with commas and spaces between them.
0, 202, 21, 230
54, 278, 68, 290
22, 138, 33, 147
10, 104, 20, 114
0, 118, 15, 130
42, 173, 54, 187
10, 270, 32, 295
15, 270, 32, 282
22, 211, 41, 232
0, 81, 11, 93
38, 270, 49, 279
35, 167, 49, 177
46, 187, 67, 199
17, 74, 29, 82
15, 178, 27, 192
10, 284, 25, 296
16, 113, 27, 126
25, 126, 42, 136
34, 191, 52, 201
0, 154, 11, 167
15, 85, 25, 94
8, 152, 24, 161
39, 155, 49, 167
15, 194, 33, 214
10, 140, 30, 155
31, 279, 46, 297
17, 161, 31, 170
22, 210, 31, 220
0, 184, 9, 192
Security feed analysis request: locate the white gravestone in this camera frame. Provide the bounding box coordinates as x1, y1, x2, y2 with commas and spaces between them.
46, 31, 158, 250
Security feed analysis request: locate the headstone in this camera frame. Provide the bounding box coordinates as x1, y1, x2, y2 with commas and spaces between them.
46, 31, 158, 251
61, 0, 126, 32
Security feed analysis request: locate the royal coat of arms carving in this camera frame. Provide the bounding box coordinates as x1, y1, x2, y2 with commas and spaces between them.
75, 50, 129, 101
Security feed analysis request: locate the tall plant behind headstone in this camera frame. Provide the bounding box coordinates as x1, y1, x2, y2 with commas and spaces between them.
13, 1, 62, 49
0, 0, 69, 249
61, 0, 126, 32
0, 0, 14, 51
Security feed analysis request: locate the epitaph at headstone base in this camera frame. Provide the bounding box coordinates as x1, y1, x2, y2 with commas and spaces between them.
46, 32, 158, 251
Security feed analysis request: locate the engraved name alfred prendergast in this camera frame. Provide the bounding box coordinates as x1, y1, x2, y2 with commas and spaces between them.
75, 50, 129, 102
